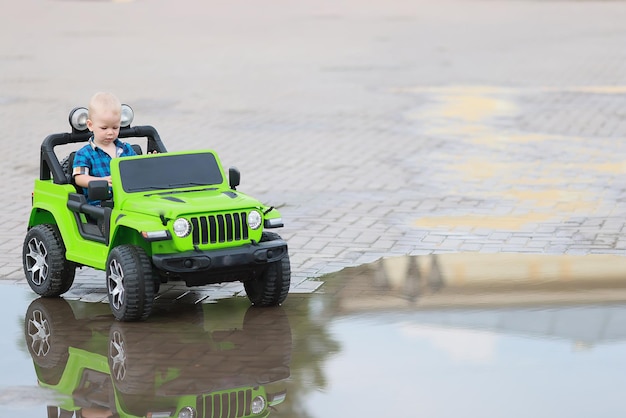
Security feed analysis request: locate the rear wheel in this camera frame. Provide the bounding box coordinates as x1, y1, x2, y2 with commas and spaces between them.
106, 245, 155, 321
244, 233, 290, 306
23, 224, 75, 297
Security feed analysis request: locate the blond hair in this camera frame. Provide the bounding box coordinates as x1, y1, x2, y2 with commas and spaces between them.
88, 92, 121, 119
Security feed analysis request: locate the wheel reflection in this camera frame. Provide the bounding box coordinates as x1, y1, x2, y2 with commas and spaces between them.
23, 297, 292, 418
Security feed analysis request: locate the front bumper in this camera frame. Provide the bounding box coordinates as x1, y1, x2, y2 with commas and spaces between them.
152, 239, 288, 275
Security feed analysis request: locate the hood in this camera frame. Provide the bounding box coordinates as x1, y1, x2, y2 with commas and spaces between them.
119, 188, 262, 218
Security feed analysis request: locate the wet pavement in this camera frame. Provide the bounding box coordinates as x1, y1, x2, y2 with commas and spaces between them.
3, 0, 626, 292
2, 253, 626, 417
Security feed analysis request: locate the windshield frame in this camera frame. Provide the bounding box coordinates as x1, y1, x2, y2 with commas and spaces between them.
116, 152, 224, 194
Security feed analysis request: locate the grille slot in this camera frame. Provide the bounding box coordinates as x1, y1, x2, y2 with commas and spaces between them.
190, 212, 249, 245
202, 389, 252, 418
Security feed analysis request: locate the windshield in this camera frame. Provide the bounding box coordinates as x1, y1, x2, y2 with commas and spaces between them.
119, 153, 223, 193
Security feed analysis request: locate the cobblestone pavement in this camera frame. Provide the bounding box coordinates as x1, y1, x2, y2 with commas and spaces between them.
2, 0, 626, 302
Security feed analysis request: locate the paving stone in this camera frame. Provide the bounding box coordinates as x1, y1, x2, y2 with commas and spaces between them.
3, 0, 626, 305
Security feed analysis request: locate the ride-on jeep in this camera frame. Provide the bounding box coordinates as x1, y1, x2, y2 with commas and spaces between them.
23, 105, 290, 321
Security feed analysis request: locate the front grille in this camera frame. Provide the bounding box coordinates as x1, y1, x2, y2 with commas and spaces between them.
190, 212, 249, 245
200, 389, 252, 418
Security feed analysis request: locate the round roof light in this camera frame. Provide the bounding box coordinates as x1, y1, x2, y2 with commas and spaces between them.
69, 107, 89, 131
120, 104, 134, 128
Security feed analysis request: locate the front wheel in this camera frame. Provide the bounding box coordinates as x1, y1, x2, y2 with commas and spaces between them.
23, 224, 75, 297
106, 245, 155, 321
244, 253, 291, 307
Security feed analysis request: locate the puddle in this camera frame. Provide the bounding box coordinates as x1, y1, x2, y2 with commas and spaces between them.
2, 252, 626, 417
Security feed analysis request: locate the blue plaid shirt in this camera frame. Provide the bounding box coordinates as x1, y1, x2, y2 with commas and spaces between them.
72, 137, 136, 204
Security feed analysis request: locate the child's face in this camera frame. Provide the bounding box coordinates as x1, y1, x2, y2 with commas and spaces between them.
87, 109, 121, 147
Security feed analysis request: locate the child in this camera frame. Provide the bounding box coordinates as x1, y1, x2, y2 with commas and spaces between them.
72, 92, 137, 205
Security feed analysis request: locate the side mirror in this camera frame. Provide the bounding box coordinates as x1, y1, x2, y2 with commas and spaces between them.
88, 180, 111, 202
229, 167, 240, 190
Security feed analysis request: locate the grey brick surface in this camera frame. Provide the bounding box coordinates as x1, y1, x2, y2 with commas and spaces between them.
2, 0, 626, 303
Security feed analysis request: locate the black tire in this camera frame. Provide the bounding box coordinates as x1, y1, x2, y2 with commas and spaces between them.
244, 233, 290, 306
23, 224, 76, 297
261, 230, 281, 242
60, 154, 72, 184
153, 271, 162, 295
106, 245, 155, 321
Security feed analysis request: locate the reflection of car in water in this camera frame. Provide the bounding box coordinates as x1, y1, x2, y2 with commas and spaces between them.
24, 297, 291, 418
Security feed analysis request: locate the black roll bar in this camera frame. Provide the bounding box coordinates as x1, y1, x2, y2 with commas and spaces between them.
40, 125, 168, 184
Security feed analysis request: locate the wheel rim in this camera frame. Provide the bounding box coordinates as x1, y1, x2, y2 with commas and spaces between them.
25, 237, 48, 286
108, 259, 125, 310
109, 330, 127, 381
27, 309, 51, 357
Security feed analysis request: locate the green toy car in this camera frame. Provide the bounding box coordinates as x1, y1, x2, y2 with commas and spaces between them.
24, 297, 291, 418
23, 105, 290, 321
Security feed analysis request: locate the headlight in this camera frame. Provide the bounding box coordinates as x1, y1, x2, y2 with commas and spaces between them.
69, 107, 89, 131
173, 218, 191, 237
120, 104, 134, 127
251, 396, 266, 414
178, 406, 196, 418
248, 210, 262, 230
